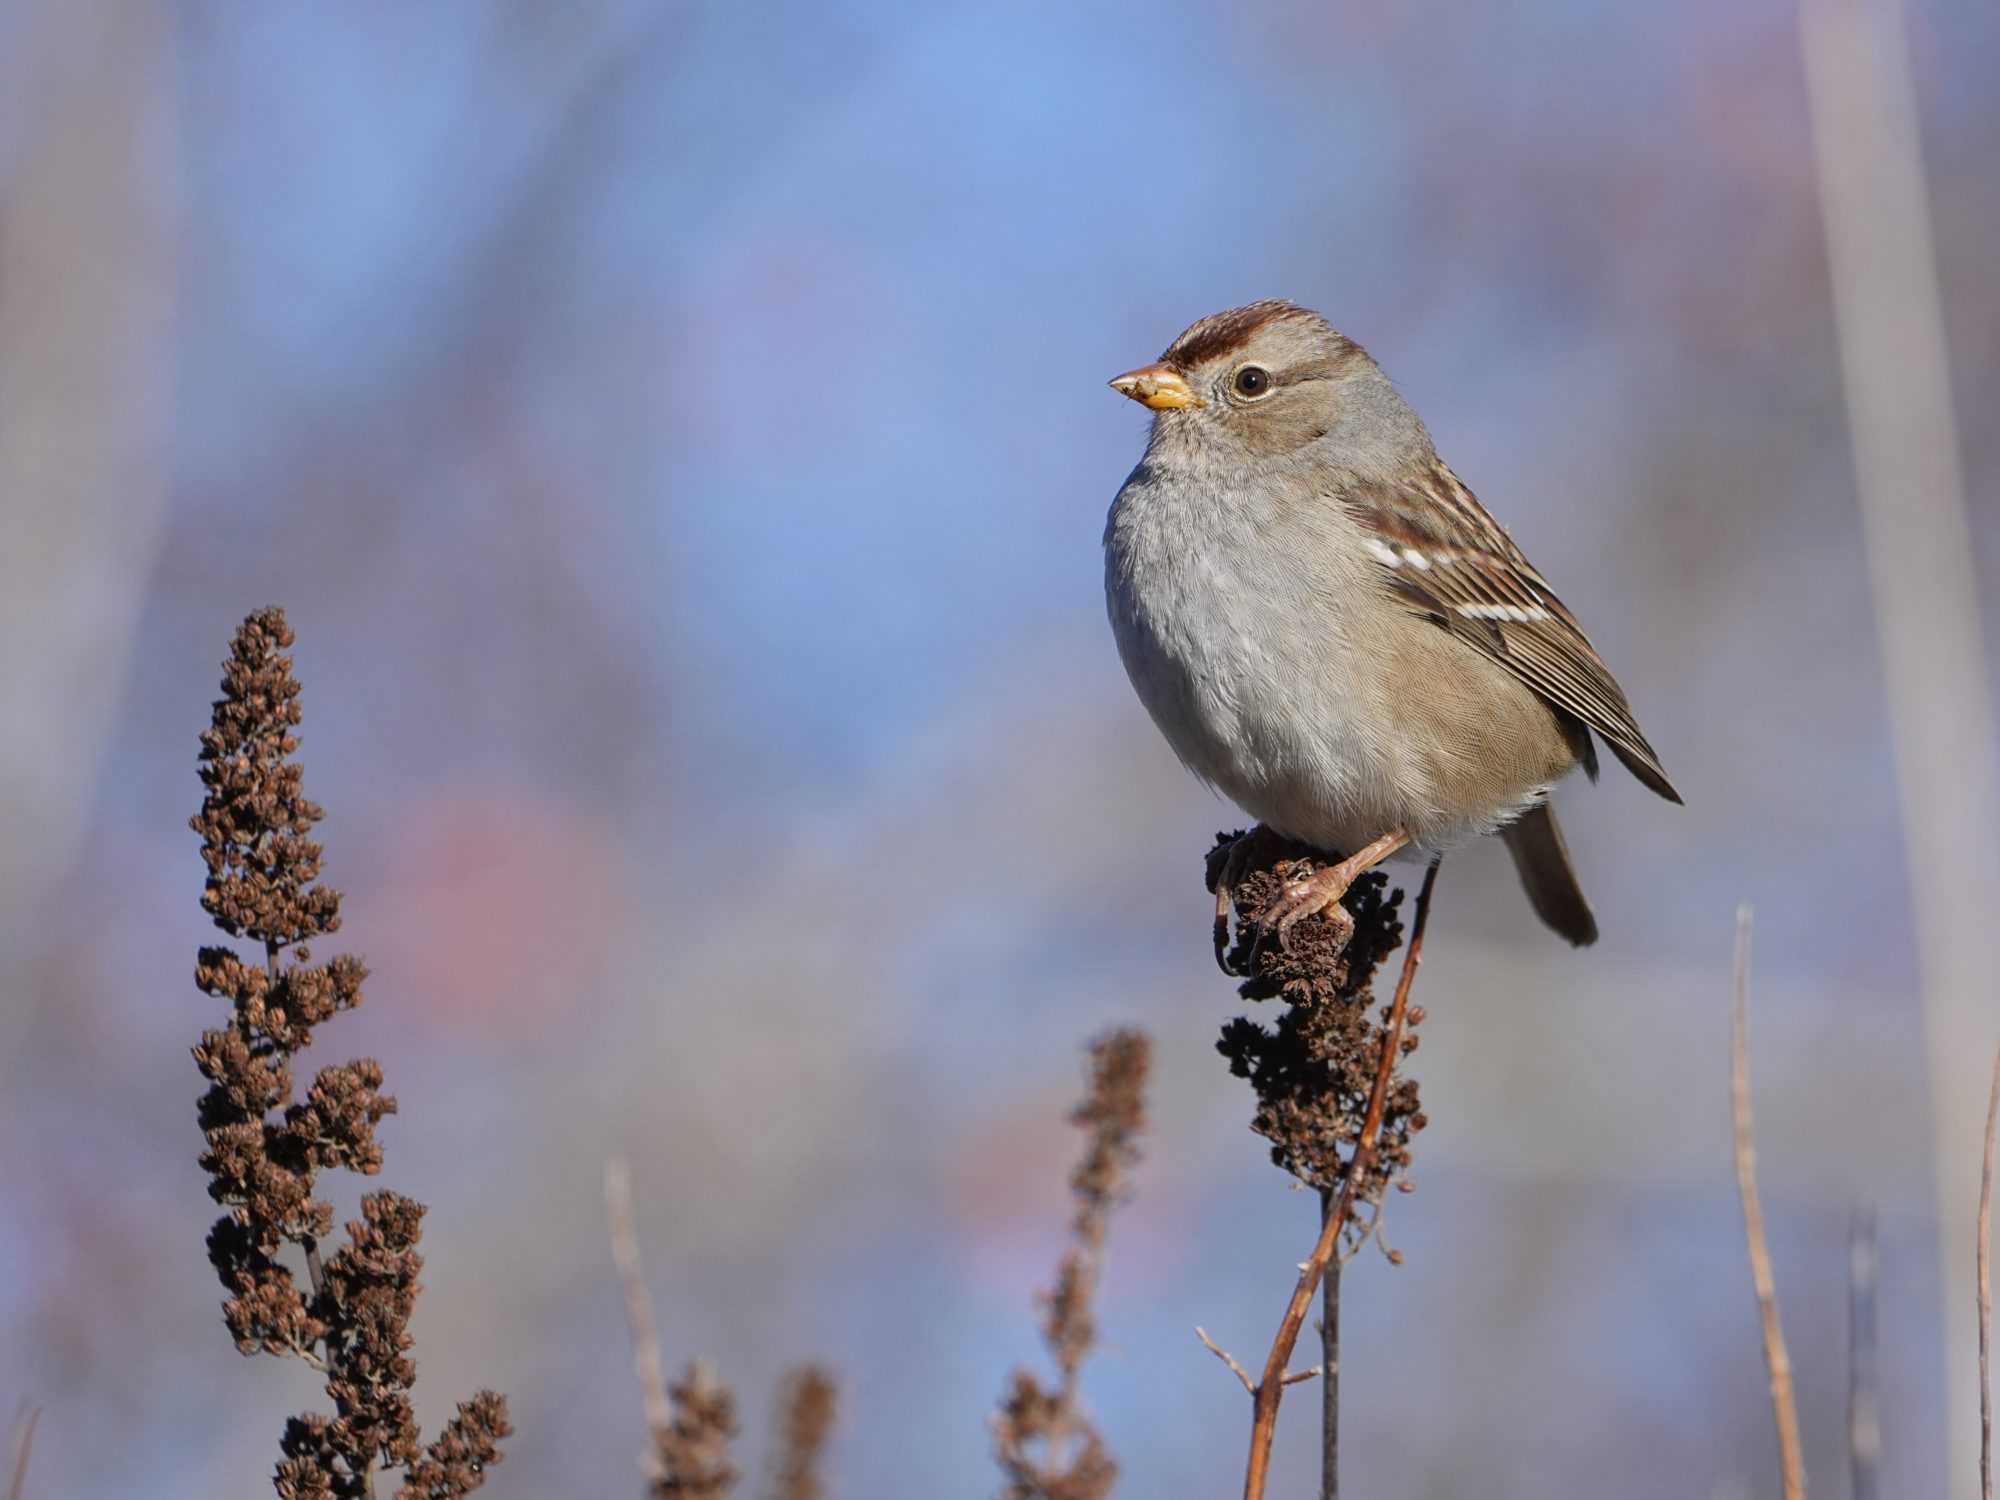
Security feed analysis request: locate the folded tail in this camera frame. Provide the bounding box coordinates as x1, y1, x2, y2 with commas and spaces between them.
1501, 801, 1599, 947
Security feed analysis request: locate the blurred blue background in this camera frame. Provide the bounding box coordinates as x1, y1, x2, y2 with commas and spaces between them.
2, 0, 1997, 1494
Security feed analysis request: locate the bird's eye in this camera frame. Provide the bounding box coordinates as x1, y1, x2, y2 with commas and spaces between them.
1233, 365, 1271, 397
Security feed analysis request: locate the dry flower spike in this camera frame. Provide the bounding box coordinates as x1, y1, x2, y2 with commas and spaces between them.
654, 1362, 740, 1500
193, 607, 508, 1499
605, 1156, 844, 1500
993, 1028, 1152, 1500
1210, 828, 1426, 1242
766, 1366, 837, 1500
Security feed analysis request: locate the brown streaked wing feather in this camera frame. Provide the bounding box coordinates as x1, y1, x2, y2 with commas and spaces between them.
1347, 465, 1681, 804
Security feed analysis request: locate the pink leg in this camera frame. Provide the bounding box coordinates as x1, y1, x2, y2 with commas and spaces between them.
1254, 829, 1412, 951
1209, 830, 1257, 974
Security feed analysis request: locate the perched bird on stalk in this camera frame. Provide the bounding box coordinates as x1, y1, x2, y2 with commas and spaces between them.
1103, 301, 1679, 955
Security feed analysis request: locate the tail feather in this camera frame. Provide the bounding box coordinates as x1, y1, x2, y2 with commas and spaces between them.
1501, 802, 1599, 946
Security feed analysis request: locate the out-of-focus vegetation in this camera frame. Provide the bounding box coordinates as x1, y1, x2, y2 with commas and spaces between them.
1, 2, 1996, 1495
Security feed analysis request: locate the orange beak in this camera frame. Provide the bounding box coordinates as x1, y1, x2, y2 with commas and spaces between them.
1109, 364, 1202, 410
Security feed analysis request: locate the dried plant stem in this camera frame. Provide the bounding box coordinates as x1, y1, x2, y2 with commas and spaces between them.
1849, 1208, 1879, 1500
1981, 1037, 2000, 1500
604, 1156, 744, 1497
1240, 859, 1438, 1500
604, 1155, 675, 1446
1319, 1192, 1340, 1500
1731, 906, 1806, 1500
4, 1405, 37, 1500
1799, 0, 2000, 1476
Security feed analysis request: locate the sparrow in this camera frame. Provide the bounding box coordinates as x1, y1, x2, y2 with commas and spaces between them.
1103, 300, 1679, 951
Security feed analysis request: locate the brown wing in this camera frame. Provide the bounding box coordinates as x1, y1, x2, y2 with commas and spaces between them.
1347, 464, 1681, 804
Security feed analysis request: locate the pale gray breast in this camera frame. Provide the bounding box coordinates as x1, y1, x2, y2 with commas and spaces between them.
1106, 453, 1590, 849
1104, 459, 1382, 804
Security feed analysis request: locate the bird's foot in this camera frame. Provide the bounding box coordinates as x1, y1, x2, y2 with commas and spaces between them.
1249, 829, 1411, 965
1206, 830, 1257, 975
1251, 865, 1359, 962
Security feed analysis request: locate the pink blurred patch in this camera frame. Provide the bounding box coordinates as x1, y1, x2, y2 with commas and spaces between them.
364, 787, 622, 1034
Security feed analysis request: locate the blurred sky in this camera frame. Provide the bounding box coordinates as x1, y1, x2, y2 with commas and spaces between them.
2, 0, 1998, 1495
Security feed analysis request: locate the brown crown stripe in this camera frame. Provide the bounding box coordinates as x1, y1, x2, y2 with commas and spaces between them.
1164, 299, 1331, 370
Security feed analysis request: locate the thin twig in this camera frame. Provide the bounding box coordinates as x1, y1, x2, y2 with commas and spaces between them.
1320, 1191, 1340, 1500
1197, 1327, 1256, 1393
1980, 1036, 2000, 1500
604, 1154, 674, 1445
1849, 1207, 1879, 1500
1337, 1201, 1384, 1269
1197, 1327, 1320, 1393
4, 1405, 37, 1500
1241, 859, 1439, 1500
1731, 906, 1806, 1500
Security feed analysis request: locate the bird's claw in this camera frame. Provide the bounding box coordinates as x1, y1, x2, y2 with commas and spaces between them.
1249, 867, 1359, 966
1209, 831, 1254, 975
